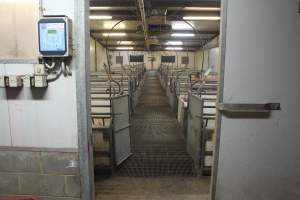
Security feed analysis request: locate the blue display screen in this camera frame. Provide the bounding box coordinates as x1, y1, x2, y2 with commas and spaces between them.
39, 22, 66, 52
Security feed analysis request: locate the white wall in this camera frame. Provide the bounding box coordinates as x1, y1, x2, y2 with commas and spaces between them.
90, 37, 107, 72
0, 0, 79, 149
0, 0, 39, 59
90, 37, 96, 72
95, 40, 107, 71
195, 40, 220, 72
108, 51, 196, 69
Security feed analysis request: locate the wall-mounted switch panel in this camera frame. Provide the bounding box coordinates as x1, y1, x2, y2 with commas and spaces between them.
8, 75, 23, 87
0, 75, 5, 87
34, 75, 48, 87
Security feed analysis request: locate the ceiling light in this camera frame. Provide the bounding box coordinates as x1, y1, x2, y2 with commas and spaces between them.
90, 6, 113, 10
102, 33, 127, 37
171, 33, 195, 37
90, 15, 112, 20
172, 22, 193, 30
183, 16, 221, 21
166, 41, 183, 45
116, 47, 134, 50
103, 22, 126, 29
165, 47, 183, 51
119, 41, 133, 45
184, 7, 220, 11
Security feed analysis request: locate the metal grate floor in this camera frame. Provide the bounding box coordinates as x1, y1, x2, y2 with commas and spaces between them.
116, 71, 197, 177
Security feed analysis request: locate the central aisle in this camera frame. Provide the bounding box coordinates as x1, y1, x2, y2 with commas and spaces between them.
117, 70, 196, 176
95, 71, 210, 200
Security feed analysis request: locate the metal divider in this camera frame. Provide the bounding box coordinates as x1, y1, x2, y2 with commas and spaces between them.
90, 65, 145, 173
187, 94, 203, 170
111, 95, 132, 166
187, 93, 217, 175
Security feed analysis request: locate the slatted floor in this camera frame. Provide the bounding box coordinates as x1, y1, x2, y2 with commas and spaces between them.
116, 71, 197, 177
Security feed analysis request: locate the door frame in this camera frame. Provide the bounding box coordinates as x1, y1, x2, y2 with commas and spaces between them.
210, 0, 228, 199
75, 0, 95, 200
74, 0, 229, 199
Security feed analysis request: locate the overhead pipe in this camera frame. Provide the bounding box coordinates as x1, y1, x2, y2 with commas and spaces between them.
136, 0, 150, 51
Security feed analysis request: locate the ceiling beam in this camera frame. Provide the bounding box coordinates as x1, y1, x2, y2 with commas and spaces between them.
91, 29, 219, 35
97, 38, 214, 42
90, 0, 220, 8
137, 0, 150, 50
104, 44, 203, 48
90, 0, 135, 7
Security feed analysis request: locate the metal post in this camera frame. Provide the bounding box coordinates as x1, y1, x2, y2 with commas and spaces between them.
75, 0, 95, 199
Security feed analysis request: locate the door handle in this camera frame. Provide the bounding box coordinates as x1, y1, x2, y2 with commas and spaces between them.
217, 103, 281, 113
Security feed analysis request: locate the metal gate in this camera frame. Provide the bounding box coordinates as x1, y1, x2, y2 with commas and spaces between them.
187, 94, 202, 170
112, 95, 132, 166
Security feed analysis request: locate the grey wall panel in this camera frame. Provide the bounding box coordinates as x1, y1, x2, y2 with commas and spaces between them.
187, 95, 202, 169
215, 0, 300, 200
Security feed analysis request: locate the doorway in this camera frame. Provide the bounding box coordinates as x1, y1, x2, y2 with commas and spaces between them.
85, 0, 221, 200
79, 1, 300, 200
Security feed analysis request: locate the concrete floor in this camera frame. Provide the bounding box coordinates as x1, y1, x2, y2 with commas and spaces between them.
95, 176, 210, 200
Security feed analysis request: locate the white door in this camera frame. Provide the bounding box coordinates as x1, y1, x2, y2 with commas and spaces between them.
212, 1, 300, 200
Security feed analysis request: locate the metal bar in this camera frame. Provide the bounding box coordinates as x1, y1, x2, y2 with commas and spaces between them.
91, 113, 112, 116
91, 105, 111, 107
114, 124, 131, 133
218, 103, 281, 113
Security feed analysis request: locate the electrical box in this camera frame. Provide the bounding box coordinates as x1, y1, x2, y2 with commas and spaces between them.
182, 56, 189, 65
0, 75, 5, 87
23, 75, 34, 87
8, 75, 23, 87
38, 16, 72, 57
34, 64, 46, 75
34, 75, 48, 88
116, 56, 123, 64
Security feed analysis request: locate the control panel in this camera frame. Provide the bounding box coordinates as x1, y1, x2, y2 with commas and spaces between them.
38, 16, 72, 57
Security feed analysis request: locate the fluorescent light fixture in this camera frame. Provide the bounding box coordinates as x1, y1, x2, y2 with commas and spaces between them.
171, 33, 195, 37
103, 33, 127, 37
184, 7, 220, 11
165, 47, 183, 50
103, 22, 126, 29
90, 6, 113, 10
183, 16, 221, 21
90, 15, 112, 20
116, 47, 134, 50
172, 21, 193, 30
119, 41, 133, 45
166, 41, 183, 45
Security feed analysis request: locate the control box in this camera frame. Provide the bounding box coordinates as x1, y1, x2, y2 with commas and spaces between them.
0, 75, 5, 87
8, 75, 23, 87
38, 16, 72, 57
34, 75, 48, 87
